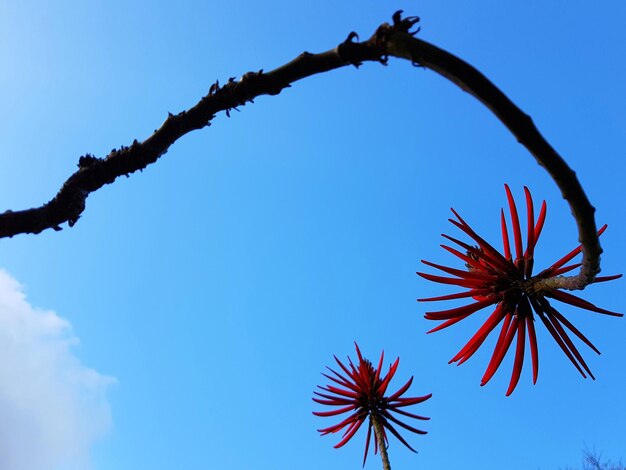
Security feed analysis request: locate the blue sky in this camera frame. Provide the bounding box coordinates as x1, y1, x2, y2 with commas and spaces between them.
1, 2, 625, 469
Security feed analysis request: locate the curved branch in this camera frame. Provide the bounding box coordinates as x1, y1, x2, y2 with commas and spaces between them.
377, 15, 600, 289
0, 12, 600, 289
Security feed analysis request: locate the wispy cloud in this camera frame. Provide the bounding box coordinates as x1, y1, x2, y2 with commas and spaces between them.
0, 269, 115, 470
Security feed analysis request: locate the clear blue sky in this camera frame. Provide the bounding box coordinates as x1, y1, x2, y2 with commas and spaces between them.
1, 2, 625, 469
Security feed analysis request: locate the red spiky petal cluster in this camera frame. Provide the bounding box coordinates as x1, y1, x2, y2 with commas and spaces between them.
417, 185, 622, 395
313, 343, 431, 466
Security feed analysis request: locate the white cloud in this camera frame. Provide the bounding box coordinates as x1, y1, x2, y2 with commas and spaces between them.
0, 269, 115, 470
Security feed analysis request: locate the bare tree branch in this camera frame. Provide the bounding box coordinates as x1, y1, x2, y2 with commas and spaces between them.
0, 12, 601, 288
379, 14, 601, 289
563, 447, 626, 470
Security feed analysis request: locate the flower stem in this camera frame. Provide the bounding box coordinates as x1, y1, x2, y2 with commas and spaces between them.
371, 414, 391, 470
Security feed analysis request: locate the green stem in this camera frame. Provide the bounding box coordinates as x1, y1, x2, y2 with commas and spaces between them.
370, 414, 391, 470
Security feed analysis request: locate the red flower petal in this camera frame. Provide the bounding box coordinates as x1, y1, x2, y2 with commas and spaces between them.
314, 344, 431, 461
424, 297, 496, 320
504, 184, 523, 261
547, 290, 623, 317
481, 314, 517, 386
526, 314, 539, 384
451, 304, 507, 365
505, 318, 526, 396
419, 186, 621, 394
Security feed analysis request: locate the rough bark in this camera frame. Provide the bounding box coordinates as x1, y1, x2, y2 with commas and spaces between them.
0, 11, 600, 289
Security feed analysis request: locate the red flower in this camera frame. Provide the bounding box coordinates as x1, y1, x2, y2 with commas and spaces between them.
417, 185, 622, 395
313, 343, 431, 466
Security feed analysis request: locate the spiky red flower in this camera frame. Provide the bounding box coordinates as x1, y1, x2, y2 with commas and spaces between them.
313, 343, 431, 466
417, 185, 622, 395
